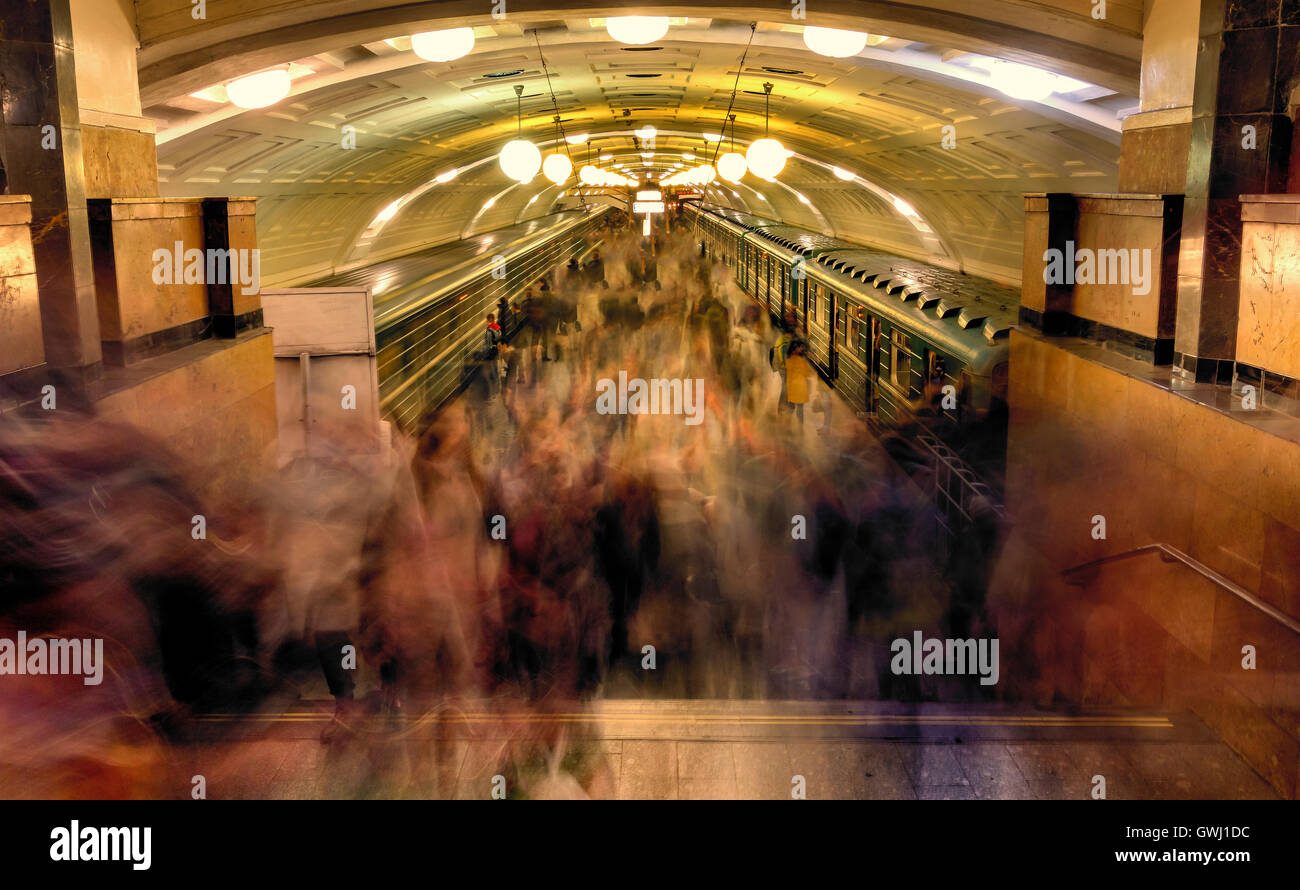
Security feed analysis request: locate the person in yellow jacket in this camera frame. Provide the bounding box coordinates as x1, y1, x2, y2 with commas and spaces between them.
783, 340, 814, 423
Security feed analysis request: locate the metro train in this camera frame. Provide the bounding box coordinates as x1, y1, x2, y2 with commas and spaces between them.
312, 207, 610, 430
684, 202, 1018, 474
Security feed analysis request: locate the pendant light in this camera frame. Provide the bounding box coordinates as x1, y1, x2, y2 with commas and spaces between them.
499, 84, 542, 182
746, 82, 786, 180
717, 113, 747, 183
542, 114, 573, 183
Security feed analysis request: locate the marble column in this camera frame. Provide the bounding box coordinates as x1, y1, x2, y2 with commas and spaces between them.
0, 0, 101, 392
1174, 0, 1297, 383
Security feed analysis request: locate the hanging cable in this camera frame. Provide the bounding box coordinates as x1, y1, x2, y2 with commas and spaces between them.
533, 29, 575, 166
709, 21, 757, 169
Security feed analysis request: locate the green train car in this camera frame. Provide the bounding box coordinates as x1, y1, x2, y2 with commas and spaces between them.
686, 202, 1018, 474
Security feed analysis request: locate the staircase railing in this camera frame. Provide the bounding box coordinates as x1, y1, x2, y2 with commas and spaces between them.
1062, 542, 1300, 636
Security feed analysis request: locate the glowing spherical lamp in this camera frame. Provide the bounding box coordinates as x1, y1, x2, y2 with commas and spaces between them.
746, 138, 787, 180
226, 69, 291, 109
802, 26, 868, 58
542, 152, 573, 184
579, 164, 599, 185
411, 28, 476, 62
717, 151, 747, 183
606, 16, 670, 45
499, 139, 542, 182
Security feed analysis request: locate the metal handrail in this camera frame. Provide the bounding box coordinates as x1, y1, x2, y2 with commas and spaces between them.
1062, 542, 1300, 636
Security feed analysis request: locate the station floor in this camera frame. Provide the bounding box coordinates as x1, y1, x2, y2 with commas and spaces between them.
172, 699, 1277, 800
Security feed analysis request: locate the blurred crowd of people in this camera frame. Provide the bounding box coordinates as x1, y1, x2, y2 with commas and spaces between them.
0, 209, 1003, 797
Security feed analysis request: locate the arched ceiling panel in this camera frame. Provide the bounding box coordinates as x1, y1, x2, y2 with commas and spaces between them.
143, 2, 1138, 286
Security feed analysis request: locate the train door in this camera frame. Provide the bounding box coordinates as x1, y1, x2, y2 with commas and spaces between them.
779, 261, 788, 317
759, 254, 769, 314
829, 289, 839, 380
868, 316, 881, 413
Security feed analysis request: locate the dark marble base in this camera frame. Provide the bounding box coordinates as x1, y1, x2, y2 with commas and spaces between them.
1174, 350, 1236, 384
1019, 306, 1174, 366
101, 308, 264, 367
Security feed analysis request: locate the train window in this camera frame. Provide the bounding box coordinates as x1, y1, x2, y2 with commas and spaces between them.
849, 314, 861, 358
835, 295, 846, 339
808, 284, 817, 322
891, 329, 909, 390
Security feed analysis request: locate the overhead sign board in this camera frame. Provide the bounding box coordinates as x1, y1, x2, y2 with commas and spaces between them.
636, 190, 663, 202
633, 201, 665, 214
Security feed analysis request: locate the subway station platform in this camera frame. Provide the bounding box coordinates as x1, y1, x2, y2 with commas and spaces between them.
1, 1, 1299, 813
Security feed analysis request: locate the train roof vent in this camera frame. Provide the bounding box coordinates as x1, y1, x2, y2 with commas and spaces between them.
983, 317, 1015, 341
957, 307, 990, 329
887, 281, 912, 296
916, 292, 942, 310
935, 299, 963, 318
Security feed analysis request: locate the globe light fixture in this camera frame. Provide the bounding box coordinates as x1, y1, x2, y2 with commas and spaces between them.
717, 152, 747, 183
411, 28, 476, 62
501, 140, 542, 182
499, 85, 541, 182
606, 16, 670, 45
226, 68, 291, 109
746, 139, 786, 179
802, 26, 868, 58
579, 164, 599, 185
542, 152, 573, 184
716, 112, 747, 183
744, 83, 786, 180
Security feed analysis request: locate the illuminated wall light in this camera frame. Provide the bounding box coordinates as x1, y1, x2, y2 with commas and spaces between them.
435, 169, 459, 183
802, 26, 869, 58
892, 195, 919, 217
831, 166, 855, 181
702, 133, 722, 142
566, 133, 590, 145
796, 193, 811, 205
226, 68, 291, 109
483, 196, 497, 210
682, 152, 696, 161
600, 153, 613, 161
411, 28, 476, 62
635, 125, 657, 141
606, 16, 670, 45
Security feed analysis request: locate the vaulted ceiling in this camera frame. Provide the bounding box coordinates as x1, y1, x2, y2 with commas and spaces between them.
137, 1, 1143, 287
